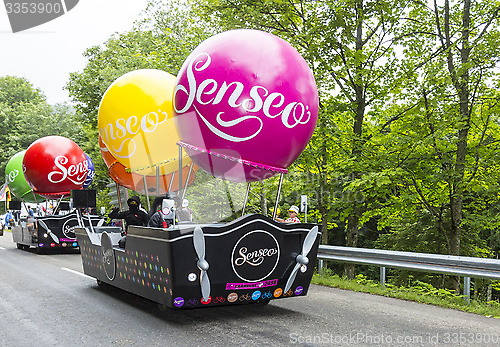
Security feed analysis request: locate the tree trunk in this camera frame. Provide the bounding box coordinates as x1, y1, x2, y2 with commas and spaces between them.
260, 184, 267, 214
344, 209, 360, 279
343, 0, 367, 280
445, 0, 471, 293
319, 205, 329, 245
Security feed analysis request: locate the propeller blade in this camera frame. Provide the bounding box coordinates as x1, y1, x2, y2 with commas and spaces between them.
49, 231, 60, 244
193, 226, 211, 301
200, 270, 211, 302
284, 263, 301, 293
193, 226, 205, 260
38, 220, 60, 244
302, 226, 318, 257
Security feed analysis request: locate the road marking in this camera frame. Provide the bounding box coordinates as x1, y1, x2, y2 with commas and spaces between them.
61, 267, 93, 280
0, 247, 5, 250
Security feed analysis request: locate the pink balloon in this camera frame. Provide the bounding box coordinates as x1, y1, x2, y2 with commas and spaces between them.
174, 29, 318, 182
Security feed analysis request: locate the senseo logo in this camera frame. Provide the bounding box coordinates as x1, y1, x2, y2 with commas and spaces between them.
62, 219, 78, 239
174, 52, 312, 143
231, 230, 280, 282
101, 232, 116, 281
48, 155, 88, 185
98, 110, 169, 159
7, 169, 18, 183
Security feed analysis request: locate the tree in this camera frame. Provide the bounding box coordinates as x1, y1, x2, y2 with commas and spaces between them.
371, 0, 500, 291
0, 75, 45, 106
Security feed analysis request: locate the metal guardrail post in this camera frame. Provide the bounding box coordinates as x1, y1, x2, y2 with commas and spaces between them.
380, 267, 386, 287
464, 277, 471, 303
318, 259, 324, 274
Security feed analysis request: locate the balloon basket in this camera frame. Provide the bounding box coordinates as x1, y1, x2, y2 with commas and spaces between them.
75, 214, 321, 309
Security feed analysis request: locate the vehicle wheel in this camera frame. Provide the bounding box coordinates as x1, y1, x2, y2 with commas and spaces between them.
16, 243, 24, 250
96, 279, 114, 291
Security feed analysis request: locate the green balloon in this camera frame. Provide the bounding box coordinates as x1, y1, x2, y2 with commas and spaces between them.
5, 151, 45, 203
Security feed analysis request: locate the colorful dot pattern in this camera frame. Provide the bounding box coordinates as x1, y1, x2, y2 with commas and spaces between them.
80, 239, 103, 271
116, 249, 172, 295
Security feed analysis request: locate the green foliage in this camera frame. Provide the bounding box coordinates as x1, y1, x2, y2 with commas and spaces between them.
96, 187, 113, 223
0, 76, 45, 106
184, 170, 247, 223
0, 76, 90, 181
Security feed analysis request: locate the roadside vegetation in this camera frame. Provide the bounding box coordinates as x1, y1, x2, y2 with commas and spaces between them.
312, 268, 500, 318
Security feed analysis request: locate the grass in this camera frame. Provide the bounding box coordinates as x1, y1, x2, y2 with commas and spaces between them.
311, 271, 500, 318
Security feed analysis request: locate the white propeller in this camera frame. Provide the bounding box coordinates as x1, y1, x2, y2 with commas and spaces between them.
193, 226, 210, 302
38, 219, 60, 244
284, 226, 318, 293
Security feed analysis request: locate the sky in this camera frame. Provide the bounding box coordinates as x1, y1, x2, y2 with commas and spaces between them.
0, 0, 150, 105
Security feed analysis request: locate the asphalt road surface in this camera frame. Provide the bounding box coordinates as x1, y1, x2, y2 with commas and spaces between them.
0, 232, 498, 347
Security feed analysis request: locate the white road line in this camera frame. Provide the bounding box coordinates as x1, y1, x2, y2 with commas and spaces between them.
61, 267, 93, 280
0, 247, 5, 250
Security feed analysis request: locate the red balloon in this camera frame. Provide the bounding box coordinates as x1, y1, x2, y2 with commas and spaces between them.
23, 136, 88, 197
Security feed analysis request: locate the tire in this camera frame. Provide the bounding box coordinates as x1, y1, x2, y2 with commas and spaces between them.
16, 243, 24, 250
96, 279, 115, 291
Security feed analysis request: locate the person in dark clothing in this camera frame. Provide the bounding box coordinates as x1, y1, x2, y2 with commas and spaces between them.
108, 196, 148, 248
147, 194, 176, 229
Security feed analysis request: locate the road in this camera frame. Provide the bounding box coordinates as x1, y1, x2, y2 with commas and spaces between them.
0, 232, 498, 347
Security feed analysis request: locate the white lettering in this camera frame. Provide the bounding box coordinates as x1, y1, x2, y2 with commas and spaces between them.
47, 156, 88, 185
7, 169, 19, 183
174, 52, 313, 143
98, 109, 170, 159
103, 249, 114, 265
235, 246, 278, 267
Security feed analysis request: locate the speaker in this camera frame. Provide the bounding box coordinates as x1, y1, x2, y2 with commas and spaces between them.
71, 190, 97, 208
8, 200, 21, 210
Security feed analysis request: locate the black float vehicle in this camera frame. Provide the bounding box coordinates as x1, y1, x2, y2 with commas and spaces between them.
75, 167, 321, 309
12, 199, 103, 253
75, 28, 322, 309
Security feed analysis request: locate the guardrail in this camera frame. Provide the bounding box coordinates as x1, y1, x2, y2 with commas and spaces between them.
317, 245, 500, 301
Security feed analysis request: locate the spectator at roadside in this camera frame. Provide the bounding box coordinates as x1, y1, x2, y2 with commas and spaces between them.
276, 205, 301, 223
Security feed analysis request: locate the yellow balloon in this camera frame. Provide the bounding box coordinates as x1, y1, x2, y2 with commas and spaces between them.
98, 69, 189, 176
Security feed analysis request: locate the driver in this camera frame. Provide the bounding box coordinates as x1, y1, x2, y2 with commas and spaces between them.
108, 196, 148, 233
